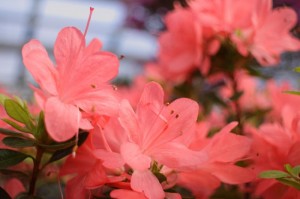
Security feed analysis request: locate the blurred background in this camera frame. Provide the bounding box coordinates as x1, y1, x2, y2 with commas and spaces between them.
0, 0, 300, 97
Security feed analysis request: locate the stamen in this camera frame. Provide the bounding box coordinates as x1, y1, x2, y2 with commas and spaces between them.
72, 144, 78, 158
84, 7, 94, 38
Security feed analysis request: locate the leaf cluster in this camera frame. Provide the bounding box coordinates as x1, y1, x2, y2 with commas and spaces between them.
259, 164, 300, 190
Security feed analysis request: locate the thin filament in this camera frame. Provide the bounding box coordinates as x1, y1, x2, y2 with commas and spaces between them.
84, 7, 94, 38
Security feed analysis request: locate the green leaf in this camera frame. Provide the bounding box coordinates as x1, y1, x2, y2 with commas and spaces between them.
259, 170, 289, 179
2, 119, 31, 133
285, 164, 293, 173
0, 169, 29, 182
0, 149, 31, 169
291, 165, 300, 178
283, 91, 300, 96
47, 131, 88, 163
0, 186, 11, 199
4, 99, 33, 129
34, 111, 47, 142
0, 128, 28, 138
277, 178, 300, 190
153, 172, 167, 183
2, 137, 35, 148
230, 91, 244, 101
38, 141, 77, 152
0, 94, 9, 105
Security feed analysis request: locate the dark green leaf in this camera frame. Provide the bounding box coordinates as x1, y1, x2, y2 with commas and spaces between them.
0, 187, 11, 199
35, 111, 46, 142
2, 137, 35, 148
0, 128, 28, 138
4, 99, 33, 129
0, 149, 31, 169
38, 141, 77, 152
2, 119, 31, 133
47, 131, 88, 163
277, 178, 300, 190
0, 169, 29, 182
230, 91, 244, 101
153, 172, 167, 183
259, 170, 289, 179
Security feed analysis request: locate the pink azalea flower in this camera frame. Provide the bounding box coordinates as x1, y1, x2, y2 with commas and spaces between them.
232, 0, 300, 65
22, 8, 119, 142
156, 5, 203, 81
60, 130, 126, 199
250, 106, 300, 199
93, 82, 204, 199
177, 122, 254, 198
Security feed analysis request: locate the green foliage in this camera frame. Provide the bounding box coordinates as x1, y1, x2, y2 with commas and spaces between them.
229, 91, 244, 101
4, 99, 35, 132
259, 164, 300, 191
0, 149, 32, 169
2, 137, 36, 148
47, 131, 89, 164
0, 169, 29, 183
259, 170, 289, 178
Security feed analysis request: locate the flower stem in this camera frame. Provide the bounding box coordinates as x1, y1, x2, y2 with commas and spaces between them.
28, 147, 44, 196
229, 72, 244, 134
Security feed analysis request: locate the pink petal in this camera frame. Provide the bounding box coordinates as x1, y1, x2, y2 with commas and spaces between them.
4, 178, 25, 198
22, 39, 57, 95
119, 100, 140, 143
110, 189, 147, 199
131, 170, 165, 199
84, 162, 107, 188
150, 142, 206, 169
54, 27, 84, 68
207, 163, 255, 184
60, 136, 96, 176
73, 85, 120, 117
84, 38, 102, 54
120, 142, 151, 171
64, 175, 88, 199
204, 122, 252, 162
177, 170, 220, 198
142, 97, 199, 151
79, 51, 119, 83
137, 81, 164, 116
94, 149, 125, 169
45, 97, 80, 142
156, 98, 199, 145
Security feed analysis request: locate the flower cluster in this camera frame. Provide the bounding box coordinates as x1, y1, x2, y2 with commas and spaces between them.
1, 1, 300, 199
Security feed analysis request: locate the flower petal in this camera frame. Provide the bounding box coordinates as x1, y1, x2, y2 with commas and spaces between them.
22, 39, 57, 95
131, 170, 165, 199
110, 189, 147, 199
54, 27, 84, 68
120, 142, 151, 171
45, 97, 80, 142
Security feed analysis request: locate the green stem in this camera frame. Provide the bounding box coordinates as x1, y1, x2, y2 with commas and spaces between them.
28, 147, 44, 196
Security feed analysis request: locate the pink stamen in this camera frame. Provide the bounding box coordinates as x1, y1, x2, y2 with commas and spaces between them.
84, 7, 94, 38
